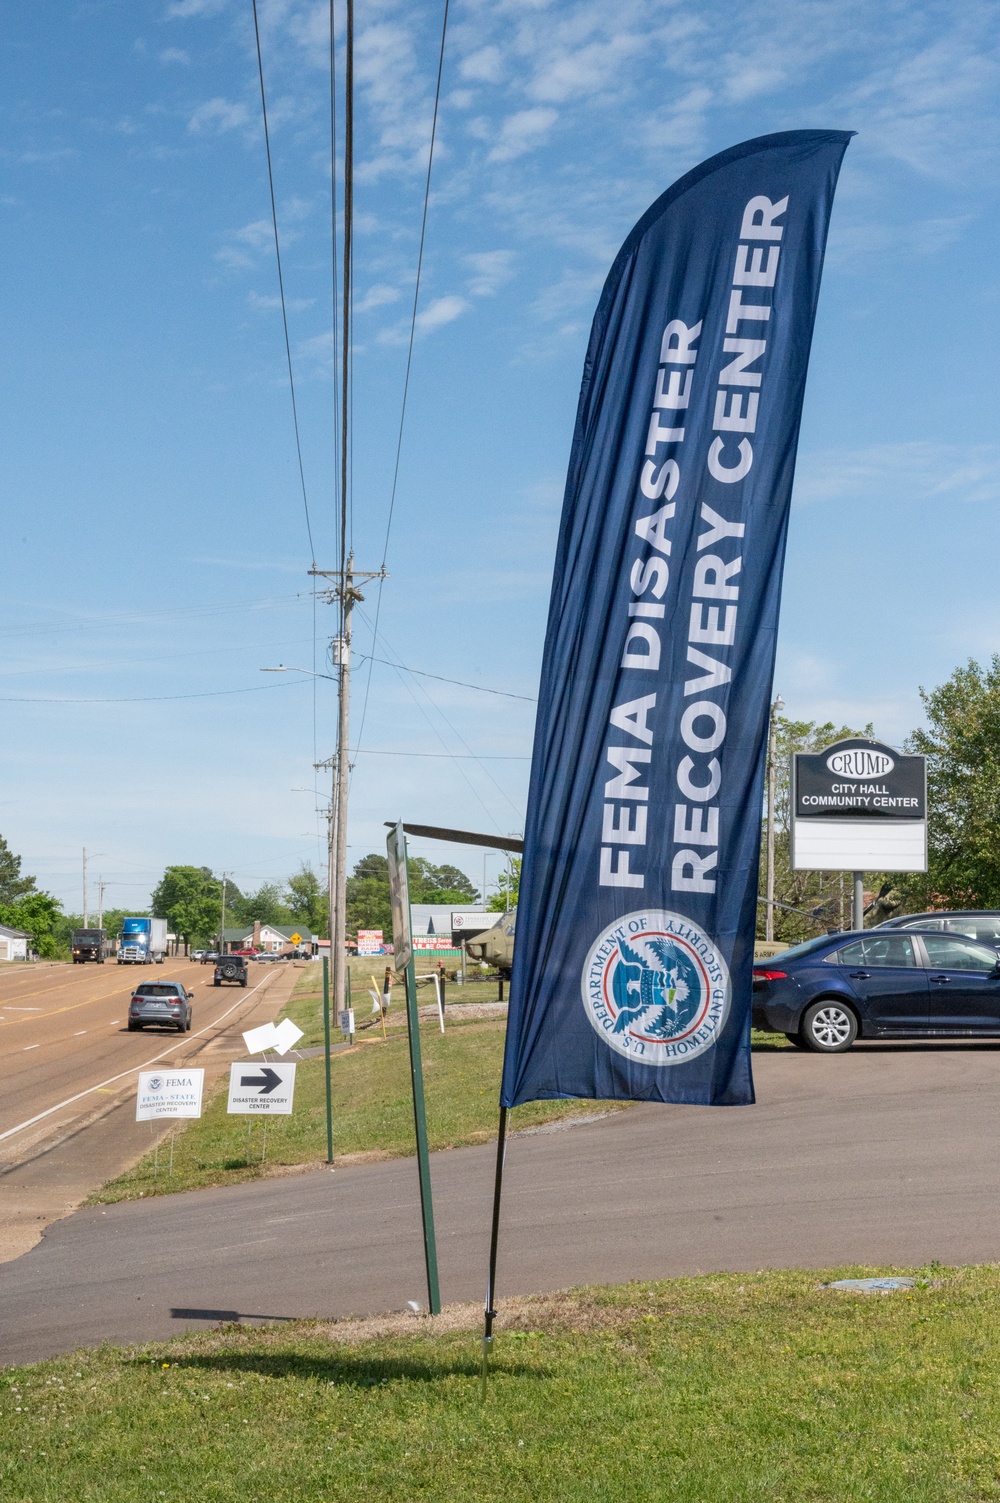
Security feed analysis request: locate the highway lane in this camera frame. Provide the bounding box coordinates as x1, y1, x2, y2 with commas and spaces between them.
0, 960, 252, 1142
0, 961, 291, 1158
0, 959, 300, 1263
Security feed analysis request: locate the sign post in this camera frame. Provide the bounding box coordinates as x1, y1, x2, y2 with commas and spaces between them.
387, 818, 441, 1315
322, 955, 334, 1164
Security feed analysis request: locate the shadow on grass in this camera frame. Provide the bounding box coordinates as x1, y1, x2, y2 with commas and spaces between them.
127, 1347, 549, 1387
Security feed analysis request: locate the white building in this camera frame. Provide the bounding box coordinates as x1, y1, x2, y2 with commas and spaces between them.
0, 924, 30, 961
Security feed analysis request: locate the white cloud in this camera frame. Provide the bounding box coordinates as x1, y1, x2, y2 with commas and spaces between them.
234, 218, 272, 248
794, 443, 1000, 509
187, 97, 251, 134
465, 250, 515, 297
164, 0, 225, 16
460, 45, 504, 84
165, 0, 225, 17
414, 295, 470, 335
488, 107, 558, 163
159, 47, 190, 64
356, 283, 402, 313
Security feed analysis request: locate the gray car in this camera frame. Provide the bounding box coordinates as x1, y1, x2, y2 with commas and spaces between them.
128, 981, 193, 1033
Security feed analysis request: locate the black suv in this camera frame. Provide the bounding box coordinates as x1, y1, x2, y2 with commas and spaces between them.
214, 955, 248, 987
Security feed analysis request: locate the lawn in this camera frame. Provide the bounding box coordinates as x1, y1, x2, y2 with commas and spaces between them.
3, 1264, 999, 1501
94, 963, 786, 1202
93, 1018, 628, 1202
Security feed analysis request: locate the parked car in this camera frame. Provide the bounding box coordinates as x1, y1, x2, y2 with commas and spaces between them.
214, 955, 248, 987
752, 928, 1000, 1052
190, 949, 206, 961
128, 981, 194, 1033
875, 911, 1000, 948
201, 950, 220, 965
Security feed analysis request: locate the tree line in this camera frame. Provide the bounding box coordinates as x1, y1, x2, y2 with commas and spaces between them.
4, 654, 1000, 957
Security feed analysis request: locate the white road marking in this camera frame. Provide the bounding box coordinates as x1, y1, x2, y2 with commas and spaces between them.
6, 1007, 42, 1011
23, 1044, 39, 1051
109, 1020, 121, 1025
0, 974, 275, 1144
74, 1030, 87, 1036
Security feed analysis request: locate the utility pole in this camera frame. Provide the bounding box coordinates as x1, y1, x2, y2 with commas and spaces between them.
220, 872, 229, 952
97, 878, 106, 932
82, 847, 88, 927
765, 694, 784, 943
310, 557, 386, 1024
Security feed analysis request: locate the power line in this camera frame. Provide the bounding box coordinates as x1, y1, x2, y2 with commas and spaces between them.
357, 654, 536, 702
251, 0, 316, 566
0, 681, 303, 705
354, 0, 451, 753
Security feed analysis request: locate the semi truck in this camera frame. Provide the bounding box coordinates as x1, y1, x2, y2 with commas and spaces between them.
117, 917, 168, 965
71, 928, 108, 964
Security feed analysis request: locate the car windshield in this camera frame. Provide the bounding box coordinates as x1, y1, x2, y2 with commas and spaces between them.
135, 984, 180, 997
769, 936, 836, 963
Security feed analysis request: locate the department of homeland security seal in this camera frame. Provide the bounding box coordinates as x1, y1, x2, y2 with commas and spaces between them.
582, 910, 731, 1065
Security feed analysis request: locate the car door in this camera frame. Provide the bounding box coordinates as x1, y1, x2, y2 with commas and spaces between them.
917, 933, 1000, 1031
834, 934, 927, 1029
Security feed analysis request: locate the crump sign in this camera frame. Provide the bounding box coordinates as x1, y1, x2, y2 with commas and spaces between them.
791, 737, 927, 872
500, 131, 852, 1110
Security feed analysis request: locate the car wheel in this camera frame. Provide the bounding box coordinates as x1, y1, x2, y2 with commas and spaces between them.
127, 1021, 140, 1032
801, 1000, 857, 1053
784, 1032, 809, 1049
186, 1016, 192, 1031
214, 979, 221, 987
176, 1021, 185, 1033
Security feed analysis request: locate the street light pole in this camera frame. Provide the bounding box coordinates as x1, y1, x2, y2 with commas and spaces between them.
82, 847, 88, 928
765, 694, 785, 943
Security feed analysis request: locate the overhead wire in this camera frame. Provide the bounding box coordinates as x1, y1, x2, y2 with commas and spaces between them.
251, 0, 317, 568
353, 0, 451, 755
357, 604, 524, 827
355, 655, 536, 703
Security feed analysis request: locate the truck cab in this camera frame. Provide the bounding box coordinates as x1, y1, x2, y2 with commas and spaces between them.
71, 929, 107, 964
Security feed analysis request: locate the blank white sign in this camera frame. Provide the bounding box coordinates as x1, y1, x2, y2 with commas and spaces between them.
791, 818, 927, 872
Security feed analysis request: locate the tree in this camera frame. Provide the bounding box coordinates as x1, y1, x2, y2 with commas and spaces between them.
151, 866, 226, 948
0, 834, 38, 905
346, 876, 394, 938
232, 883, 291, 928
759, 716, 874, 944
896, 657, 1000, 910
0, 891, 62, 957
285, 865, 328, 937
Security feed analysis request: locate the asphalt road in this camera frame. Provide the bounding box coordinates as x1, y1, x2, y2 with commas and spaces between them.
4, 1038, 1000, 1365
0, 959, 294, 1261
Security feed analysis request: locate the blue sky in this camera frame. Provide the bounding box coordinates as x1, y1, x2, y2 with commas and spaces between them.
3, 0, 999, 911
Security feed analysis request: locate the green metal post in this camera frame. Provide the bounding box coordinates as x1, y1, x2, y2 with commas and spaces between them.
404, 954, 441, 1314
322, 956, 334, 1164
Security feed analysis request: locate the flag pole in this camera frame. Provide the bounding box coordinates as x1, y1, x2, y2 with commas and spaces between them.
480, 1103, 509, 1398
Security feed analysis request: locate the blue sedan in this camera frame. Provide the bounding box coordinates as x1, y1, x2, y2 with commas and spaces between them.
752, 929, 1000, 1052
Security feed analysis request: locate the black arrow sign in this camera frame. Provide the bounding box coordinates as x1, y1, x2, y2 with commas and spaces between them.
240, 1068, 283, 1095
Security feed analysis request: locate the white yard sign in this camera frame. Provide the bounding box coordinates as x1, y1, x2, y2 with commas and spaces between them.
136, 1069, 205, 1121
227, 1061, 296, 1115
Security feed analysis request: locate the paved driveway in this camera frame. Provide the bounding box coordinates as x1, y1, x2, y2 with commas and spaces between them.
4, 1041, 1000, 1365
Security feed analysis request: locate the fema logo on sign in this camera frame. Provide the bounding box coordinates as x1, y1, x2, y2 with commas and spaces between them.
147, 1077, 163, 1092
582, 911, 730, 1065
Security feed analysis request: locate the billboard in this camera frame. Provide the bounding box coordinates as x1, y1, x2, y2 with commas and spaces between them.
357, 929, 384, 956
790, 738, 927, 872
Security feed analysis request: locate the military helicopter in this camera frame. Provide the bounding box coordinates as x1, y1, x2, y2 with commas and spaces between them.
464, 909, 516, 976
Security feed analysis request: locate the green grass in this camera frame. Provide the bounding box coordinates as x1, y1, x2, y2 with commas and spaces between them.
94, 1019, 628, 1202
4, 1264, 1000, 1501
95, 963, 786, 1202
